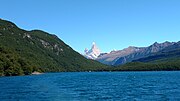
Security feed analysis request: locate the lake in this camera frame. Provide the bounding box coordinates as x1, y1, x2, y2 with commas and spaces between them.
0, 71, 180, 101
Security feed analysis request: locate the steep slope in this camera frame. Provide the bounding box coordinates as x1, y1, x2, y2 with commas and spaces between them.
107, 42, 180, 71
113, 41, 174, 65
96, 41, 175, 66
0, 19, 106, 75
96, 46, 141, 65
133, 41, 180, 63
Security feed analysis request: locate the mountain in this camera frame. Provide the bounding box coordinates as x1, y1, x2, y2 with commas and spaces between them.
110, 42, 180, 71
102, 42, 180, 71
84, 42, 101, 59
113, 41, 175, 65
133, 41, 180, 63
0, 19, 106, 76
96, 46, 141, 65
96, 41, 175, 66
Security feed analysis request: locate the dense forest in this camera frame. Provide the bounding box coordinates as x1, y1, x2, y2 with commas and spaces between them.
0, 45, 41, 76
114, 61, 180, 71
98, 60, 180, 71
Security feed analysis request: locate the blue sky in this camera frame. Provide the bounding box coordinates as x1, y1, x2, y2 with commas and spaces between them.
1, 0, 180, 53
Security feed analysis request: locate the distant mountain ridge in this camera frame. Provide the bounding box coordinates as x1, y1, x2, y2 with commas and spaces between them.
133, 41, 180, 63
96, 41, 176, 65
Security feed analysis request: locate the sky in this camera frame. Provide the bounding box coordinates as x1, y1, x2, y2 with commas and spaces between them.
1, 0, 180, 53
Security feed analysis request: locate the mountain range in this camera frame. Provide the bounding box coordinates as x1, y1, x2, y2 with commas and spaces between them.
133, 41, 180, 63
99, 41, 180, 71
0, 19, 180, 76
84, 41, 179, 66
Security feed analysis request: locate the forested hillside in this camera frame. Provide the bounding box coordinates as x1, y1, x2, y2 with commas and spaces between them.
0, 19, 106, 76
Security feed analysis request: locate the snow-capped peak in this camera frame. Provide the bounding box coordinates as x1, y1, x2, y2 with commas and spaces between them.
84, 42, 101, 59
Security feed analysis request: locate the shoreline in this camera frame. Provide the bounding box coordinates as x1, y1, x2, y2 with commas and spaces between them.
31, 71, 44, 75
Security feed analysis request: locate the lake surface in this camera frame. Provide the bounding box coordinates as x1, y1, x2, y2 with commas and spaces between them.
0, 71, 180, 101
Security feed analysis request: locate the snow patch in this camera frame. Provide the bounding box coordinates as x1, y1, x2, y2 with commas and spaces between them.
84, 42, 101, 59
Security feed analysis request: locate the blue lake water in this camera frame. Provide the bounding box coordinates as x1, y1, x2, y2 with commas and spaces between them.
0, 71, 180, 101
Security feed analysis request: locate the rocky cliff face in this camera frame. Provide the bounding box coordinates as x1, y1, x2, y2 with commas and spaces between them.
84, 42, 101, 59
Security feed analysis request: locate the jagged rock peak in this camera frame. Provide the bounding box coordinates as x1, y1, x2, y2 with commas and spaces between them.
84, 42, 101, 59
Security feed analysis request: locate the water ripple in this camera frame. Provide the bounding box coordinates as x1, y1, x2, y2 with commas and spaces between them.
0, 71, 180, 101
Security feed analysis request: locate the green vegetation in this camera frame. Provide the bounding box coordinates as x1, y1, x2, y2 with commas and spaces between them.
0, 19, 106, 76
0, 19, 180, 76
100, 58, 180, 71
0, 45, 41, 76
99, 61, 180, 71
113, 61, 180, 71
